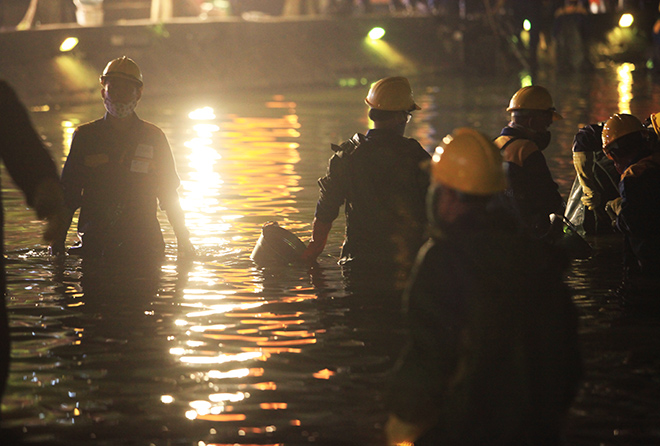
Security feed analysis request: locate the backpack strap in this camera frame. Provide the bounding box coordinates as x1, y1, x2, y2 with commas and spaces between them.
498, 135, 520, 153
331, 133, 366, 158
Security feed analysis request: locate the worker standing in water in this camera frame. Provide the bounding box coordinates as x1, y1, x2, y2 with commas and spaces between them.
0, 80, 67, 414
495, 85, 565, 238
302, 76, 430, 286
385, 128, 582, 446
600, 113, 660, 306
567, 120, 619, 235
49, 57, 194, 265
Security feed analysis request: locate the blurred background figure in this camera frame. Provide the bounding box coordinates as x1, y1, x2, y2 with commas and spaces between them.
601, 113, 660, 306
0, 80, 67, 412
553, 0, 591, 73
283, 0, 322, 16
386, 128, 581, 446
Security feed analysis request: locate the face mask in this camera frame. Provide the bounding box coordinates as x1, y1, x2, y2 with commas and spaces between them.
103, 96, 138, 119
533, 130, 552, 150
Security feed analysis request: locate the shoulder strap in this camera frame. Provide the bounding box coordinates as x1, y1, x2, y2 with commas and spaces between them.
331, 133, 366, 158
498, 136, 520, 153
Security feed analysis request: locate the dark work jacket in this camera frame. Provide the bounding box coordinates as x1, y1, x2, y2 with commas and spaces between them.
388, 209, 582, 446
314, 128, 430, 273
0, 80, 61, 400
572, 122, 603, 154
617, 152, 660, 276
61, 113, 181, 259
495, 125, 564, 237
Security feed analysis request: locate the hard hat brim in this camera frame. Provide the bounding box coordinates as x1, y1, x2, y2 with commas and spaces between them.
100, 72, 143, 87
364, 98, 421, 112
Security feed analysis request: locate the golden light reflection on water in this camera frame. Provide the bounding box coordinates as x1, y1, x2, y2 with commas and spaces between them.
60, 120, 78, 161
170, 97, 318, 428
616, 63, 634, 114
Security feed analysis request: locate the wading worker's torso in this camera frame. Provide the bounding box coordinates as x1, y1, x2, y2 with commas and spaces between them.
495, 125, 564, 236
617, 151, 660, 275
314, 128, 430, 267
61, 113, 181, 259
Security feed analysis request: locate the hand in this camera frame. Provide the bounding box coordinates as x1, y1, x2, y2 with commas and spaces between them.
605, 197, 623, 217
580, 190, 601, 211
384, 414, 428, 446
177, 237, 196, 259
301, 241, 323, 265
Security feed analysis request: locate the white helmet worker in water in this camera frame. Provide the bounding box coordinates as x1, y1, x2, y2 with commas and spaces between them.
50, 56, 195, 263
301, 76, 430, 287
386, 127, 581, 446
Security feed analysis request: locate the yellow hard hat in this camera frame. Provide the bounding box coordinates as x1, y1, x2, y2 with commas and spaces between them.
431, 128, 507, 195
601, 113, 644, 152
506, 85, 563, 120
364, 76, 421, 112
100, 56, 143, 86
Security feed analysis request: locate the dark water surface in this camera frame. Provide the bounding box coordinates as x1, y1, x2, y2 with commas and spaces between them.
2, 67, 660, 445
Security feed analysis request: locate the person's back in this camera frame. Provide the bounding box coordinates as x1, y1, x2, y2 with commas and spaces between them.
302, 76, 430, 281
323, 128, 429, 266
568, 122, 619, 234
386, 128, 581, 446
601, 114, 660, 301
495, 86, 564, 237
0, 80, 66, 416
409, 213, 580, 445
618, 151, 660, 276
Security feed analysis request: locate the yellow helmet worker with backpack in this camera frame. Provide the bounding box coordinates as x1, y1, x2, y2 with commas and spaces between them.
302, 76, 429, 286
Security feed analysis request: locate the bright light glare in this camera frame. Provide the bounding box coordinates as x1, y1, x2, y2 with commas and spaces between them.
368, 27, 385, 40
59, 37, 79, 52
616, 63, 634, 114
189, 107, 216, 120
619, 13, 634, 28
522, 19, 531, 32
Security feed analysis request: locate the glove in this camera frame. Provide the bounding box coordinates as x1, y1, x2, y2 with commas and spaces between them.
573, 151, 601, 211
605, 197, 622, 225
384, 414, 432, 446
605, 197, 623, 217
580, 190, 601, 211
301, 218, 332, 264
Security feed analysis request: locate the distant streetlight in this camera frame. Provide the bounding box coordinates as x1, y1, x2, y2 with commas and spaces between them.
59, 37, 79, 52
619, 13, 634, 28
368, 27, 385, 41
